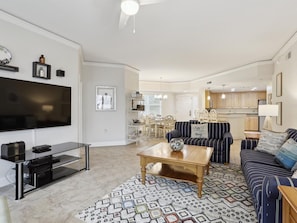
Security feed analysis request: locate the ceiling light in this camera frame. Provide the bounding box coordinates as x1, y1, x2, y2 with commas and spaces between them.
121, 0, 140, 16
231, 88, 235, 92
154, 77, 167, 100
221, 84, 226, 99
251, 87, 257, 91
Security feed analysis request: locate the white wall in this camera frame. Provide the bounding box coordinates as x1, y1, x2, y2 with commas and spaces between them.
272, 40, 297, 131
161, 93, 175, 117
82, 63, 139, 146
0, 13, 82, 186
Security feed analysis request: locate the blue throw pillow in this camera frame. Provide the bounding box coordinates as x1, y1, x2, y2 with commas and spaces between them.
275, 138, 297, 170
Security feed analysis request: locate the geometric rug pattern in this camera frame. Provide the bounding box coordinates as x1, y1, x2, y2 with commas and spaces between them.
76, 163, 258, 223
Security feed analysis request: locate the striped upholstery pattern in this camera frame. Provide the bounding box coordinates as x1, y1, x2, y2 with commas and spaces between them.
166, 121, 233, 163
174, 122, 191, 137
240, 128, 297, 223
241, 139, 259, 150
262, 176, 297, 223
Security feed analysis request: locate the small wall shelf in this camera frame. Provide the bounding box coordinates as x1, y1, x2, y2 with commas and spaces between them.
0, 64, 19, 72
32, 62, 51, 79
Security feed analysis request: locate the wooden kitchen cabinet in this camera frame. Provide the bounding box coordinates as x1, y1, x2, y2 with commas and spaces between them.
245, 116, 258, 131
208, 91, 266, 109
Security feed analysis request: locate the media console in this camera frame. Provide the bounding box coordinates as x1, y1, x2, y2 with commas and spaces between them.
5, 142, 90, 200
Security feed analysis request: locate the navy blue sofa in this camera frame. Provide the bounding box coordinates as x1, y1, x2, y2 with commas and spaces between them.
241, 128, 297, 223
166, 121, 233, 163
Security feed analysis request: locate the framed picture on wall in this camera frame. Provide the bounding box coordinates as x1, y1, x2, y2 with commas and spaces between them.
95, 86, 116, 111
276, 72, 282, 97
276, 102, 282, 125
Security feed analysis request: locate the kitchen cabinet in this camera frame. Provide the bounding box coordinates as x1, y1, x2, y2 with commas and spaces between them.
245, 116, 258, 131
208, 91, 266, 109
218, 114, 245, 139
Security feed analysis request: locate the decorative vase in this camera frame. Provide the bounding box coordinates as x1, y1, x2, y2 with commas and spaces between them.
169, 138, 184, 151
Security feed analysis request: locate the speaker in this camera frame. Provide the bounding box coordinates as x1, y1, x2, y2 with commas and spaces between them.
27, 155, 53, 187
1, 141, 25, 162
56, 69, 65, 77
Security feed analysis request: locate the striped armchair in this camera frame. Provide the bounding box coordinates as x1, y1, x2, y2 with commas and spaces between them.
240, 128, 297, 223
166, 121, 233, 163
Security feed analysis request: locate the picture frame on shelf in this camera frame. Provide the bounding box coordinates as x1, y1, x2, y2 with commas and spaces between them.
276, 102, 282, 125
32, 62, 51, 79
276, 72, 282, 97
95, 86, 116, 111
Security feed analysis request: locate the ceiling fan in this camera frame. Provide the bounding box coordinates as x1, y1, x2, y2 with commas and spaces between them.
119, 0, 164, 30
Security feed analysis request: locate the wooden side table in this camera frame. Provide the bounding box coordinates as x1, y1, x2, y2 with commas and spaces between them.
244, 131, 261, 140
278, 186, 297, 223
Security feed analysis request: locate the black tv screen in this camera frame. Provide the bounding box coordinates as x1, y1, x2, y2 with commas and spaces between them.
0, 77, 71, 132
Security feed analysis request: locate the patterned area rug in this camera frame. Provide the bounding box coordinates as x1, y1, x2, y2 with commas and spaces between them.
76, 163, 257, 223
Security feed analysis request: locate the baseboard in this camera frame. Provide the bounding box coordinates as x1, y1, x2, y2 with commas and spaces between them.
90, 140, 128, 147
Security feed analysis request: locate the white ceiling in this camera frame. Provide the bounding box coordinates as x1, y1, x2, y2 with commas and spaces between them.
1, 0, 297, 90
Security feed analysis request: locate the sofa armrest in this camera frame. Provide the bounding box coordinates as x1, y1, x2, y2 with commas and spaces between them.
264, 176, 297, 199
241, 139, 258, 150
223, 132, 233, 145
166, 130, 182, 142
260, 176, 297, 223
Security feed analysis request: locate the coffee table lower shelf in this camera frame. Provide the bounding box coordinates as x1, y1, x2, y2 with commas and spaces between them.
148, 162, 198, 183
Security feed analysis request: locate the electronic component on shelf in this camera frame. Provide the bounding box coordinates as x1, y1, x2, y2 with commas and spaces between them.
32, 145, 52, 153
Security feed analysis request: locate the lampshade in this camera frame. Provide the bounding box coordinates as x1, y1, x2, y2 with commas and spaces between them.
121, 0, 140, 16
258, 104, 279, 131
258, 104, 278, 117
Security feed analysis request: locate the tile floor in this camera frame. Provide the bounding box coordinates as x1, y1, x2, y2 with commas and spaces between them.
1, 138, 242, 223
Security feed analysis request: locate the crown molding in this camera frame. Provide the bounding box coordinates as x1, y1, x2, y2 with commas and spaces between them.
272, 30, 297, 62
194, 60, 273, 82
83, 61, 139, 73
0, 10, 81, 50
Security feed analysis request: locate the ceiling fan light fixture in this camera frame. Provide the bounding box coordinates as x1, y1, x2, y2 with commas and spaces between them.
121, 0, 140, 16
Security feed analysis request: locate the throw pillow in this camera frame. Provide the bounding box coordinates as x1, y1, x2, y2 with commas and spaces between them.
275, 138, 297, 170
292, 170, 297, 179
191, 124, 208, 138
255, 130, 288, 155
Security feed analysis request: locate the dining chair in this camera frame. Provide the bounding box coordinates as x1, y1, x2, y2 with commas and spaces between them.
209, 109, 218, 122
144, 114, 155, 137
199, 109, 209, 122
157, 115, 176, 138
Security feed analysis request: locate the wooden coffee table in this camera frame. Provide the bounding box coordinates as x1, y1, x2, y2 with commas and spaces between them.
137, 142, 213, 198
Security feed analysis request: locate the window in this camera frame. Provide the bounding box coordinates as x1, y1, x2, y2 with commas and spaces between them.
143, 94, 162, 116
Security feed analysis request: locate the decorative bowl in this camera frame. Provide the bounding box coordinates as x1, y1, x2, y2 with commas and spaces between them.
169, 138, 184, 151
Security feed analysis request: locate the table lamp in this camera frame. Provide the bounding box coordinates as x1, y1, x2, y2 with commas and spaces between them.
258, 104, 279, 131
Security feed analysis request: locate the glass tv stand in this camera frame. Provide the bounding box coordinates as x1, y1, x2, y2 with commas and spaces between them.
11, 142, 90, 200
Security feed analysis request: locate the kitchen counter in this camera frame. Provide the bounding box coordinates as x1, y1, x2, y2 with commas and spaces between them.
217, 113, 253, 139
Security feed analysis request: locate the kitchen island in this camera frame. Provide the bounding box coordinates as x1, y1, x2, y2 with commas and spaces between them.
217, 110, 258, 140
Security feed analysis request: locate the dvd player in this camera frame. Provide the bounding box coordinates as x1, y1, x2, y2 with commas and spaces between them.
32, 145, 52, 153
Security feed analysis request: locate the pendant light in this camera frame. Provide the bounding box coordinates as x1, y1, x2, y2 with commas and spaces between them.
154, 77, 168, 100
221, 84, 226, 99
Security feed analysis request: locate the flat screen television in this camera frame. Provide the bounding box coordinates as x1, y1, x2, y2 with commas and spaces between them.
0, 77, 71, 132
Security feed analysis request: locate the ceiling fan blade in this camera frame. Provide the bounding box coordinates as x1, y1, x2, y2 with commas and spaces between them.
119, 11, 130, 29
139, 0, 165, 5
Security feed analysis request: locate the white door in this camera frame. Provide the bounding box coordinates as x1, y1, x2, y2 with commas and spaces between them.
175, 95, 194, 121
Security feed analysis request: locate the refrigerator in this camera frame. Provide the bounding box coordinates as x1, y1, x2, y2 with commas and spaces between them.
258, 99, 266, 131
